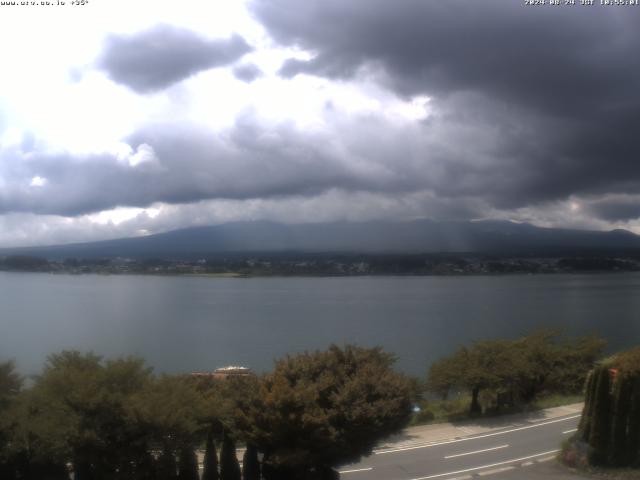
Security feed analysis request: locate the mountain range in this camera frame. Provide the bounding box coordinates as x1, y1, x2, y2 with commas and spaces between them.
2, 220, 640, 260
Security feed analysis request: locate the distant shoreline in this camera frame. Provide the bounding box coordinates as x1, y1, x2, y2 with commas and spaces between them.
1, 268, 639, 279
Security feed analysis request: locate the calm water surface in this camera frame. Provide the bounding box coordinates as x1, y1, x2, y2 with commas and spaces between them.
1, 272, 639, 376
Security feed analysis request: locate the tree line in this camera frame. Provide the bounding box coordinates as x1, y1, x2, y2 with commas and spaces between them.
426, 330, 606, 415
1, 331, 608, 479
0, 345, 414, 480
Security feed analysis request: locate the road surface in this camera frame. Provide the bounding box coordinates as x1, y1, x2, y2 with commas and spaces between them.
339, 412, 581, 480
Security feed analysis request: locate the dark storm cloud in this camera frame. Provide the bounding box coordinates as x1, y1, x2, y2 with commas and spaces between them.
0, 100, 626, 219
251, 0, 640, 210
586, 197, 640, 222
98, 25, 252, 93
0, 115, 437, 216
232, 63, 263, 82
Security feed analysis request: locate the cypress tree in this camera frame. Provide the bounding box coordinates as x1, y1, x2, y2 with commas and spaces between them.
261, 454, 276, 480
610, 374, 633, 466
0, 460, 16, 480
30, 459, 69, 480
74, 458, 94, 480
579, 370, 597, 442
242, 444, 260, 480
626, 375, 640, 466
133, 451, 156, 480
156, 448, 178, 480
589, 366, 612, 465
177, 446, 200, 480
202, 432, 219, 480
220, 434, 241, 480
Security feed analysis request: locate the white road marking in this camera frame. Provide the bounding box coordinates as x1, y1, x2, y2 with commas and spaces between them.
375, 415, 580, 455
477, 466, 515, 476
409, 449, 560, 480
563, 428, 578, 434
339, 467, 373, 474
444, 444, 509, 459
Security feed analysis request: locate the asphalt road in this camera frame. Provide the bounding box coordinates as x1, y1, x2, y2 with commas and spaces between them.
339, 413, 581, 480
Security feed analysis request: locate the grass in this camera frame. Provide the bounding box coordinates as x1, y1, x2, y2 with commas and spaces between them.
531, 393, 584, 410
410, 392, 584, 426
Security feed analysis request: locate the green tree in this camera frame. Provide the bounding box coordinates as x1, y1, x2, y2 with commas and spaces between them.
220, 433, 241, 480
625, 376, 640, 465
0, 360, 22, 477
427, 331, 605, 415
16, 351, 155, 479
239, 345, 413, 479
428, 341, 510, 415
547, 334, 606, 394
579, 370, 598, 443
588, 366, 612, 465
609, 372, 633, 466
0, 361, 21, 407
202, 431, 219, 480
242, 444, 260, 480
177, 446, 199, 480
129, 374, 204, 454
156, 448, 178, 480
425, 355, 459, 400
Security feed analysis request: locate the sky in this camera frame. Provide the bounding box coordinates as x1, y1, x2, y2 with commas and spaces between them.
0, 0, 639, 247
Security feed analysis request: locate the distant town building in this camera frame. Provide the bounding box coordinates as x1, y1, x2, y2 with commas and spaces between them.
191, 366, 253, 380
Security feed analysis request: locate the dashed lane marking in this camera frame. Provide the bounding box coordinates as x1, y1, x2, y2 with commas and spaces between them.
339, 467, 373, 474
477, 466, 515, 476
375, 415, 580, 455
444, 444, 509, 459
407, 449, 560, 480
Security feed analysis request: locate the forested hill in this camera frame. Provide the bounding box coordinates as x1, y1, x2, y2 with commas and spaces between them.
2, 219, 640, 260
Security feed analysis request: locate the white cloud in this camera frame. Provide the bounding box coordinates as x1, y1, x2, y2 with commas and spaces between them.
29, 176, 47, 187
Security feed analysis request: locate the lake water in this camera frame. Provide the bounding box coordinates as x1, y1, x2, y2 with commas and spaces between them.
1, 272, 639, 377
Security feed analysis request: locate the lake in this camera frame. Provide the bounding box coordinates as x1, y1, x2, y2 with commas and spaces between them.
1, 272, 639, 377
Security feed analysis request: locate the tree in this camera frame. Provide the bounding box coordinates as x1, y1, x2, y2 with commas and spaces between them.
427, 331, 605, 414
576, 346, 640, 468
13, 351, 155, 479
547, 334, 607, 394
129, 374, 204, 455
156, 448, 178, 480
427, 341, 510, 415
625, 375, 640, 465
579, 370, 598, 442
0, 361, 21, 407
242, 444, 260, 480
239, 345, 413, 479
220, 433, 241, 480
609, 372, 633, 466
425, 355, 459, 400
0, 360, 22, 474
202, 431, 219, 480
588, 366, 612, 465
177, 446, 199, 480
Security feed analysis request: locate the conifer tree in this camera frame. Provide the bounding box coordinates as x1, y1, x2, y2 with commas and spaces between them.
134, 451, 156, 480
74, 458, 94, 480
625, 376, 640, 465
588, 366, 612, 465
579, 370, 596, 442
202, 432, 219, 480
220, 433, 241, 480
242, 444, 260, 480
157, 448, 178, 480
610, 374, 632, 465
177, 446, 200, 480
